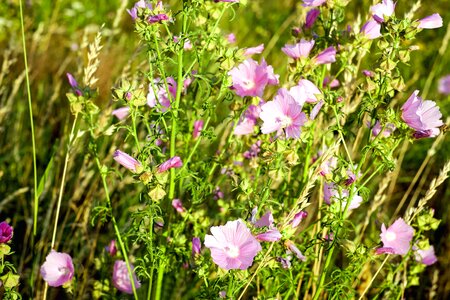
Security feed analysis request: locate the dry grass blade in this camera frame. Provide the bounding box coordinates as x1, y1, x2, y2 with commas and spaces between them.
83, 27, 104, 87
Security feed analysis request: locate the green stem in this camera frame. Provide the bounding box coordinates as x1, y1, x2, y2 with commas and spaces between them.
155, 260, 165, 300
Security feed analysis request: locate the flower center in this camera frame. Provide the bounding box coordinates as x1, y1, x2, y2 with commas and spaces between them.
224, 245, 240, 258
243, 79, 255, 90
385, 231, 396, 242
58, 266, 69, 275
276, 115, 293, 128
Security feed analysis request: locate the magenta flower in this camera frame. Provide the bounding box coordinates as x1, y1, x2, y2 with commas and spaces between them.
172, 199, 185, 214
192, 237, 202, 256
66, 73, 82, 96
281, 39, 315, 59
291, 211, 308, 228
243, 44, 264, 56
256, 229, 282, 242
105, 240, 117, 257
305, 9, 320, 29
127, 0, 151, 20
370, 0, 395, 23
228, 59, 270, 97
0, 221, 13, 243
193, 120, 204, 139
323, 182, 362, 210
315, 46, 336, 65
418, 14, 443, 29
322, 76, 340, 89
361, 20, 382, 39
370, 120, 395, 137
112, 107, 130, 120
148, 13, 169, 24
204, 219, 262, 270
302, 0, 327, 7
112, 260, 141, 294
113, 150, 142, 172
260, 88, 307, 139
158, 156, 183, 172
401, 90, 443, 138
415, 246, 437, 265
438, 75, 450, 95
379, 218, 414, 255
40, 251, 74, 287
362, 69, 375, 77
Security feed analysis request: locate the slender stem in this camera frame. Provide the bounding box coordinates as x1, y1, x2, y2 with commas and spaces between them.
155, 260, 165, 300
311, 246, 335, 300
19, 0, 38, 237
358, 255, 390, 300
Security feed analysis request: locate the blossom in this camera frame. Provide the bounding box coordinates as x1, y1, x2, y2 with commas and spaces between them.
370, 120, 395, 137
66, 73, 82, 96
289, 79, 322, 104
113, 150, 141, 172
322, 77, 340, 89
415, 246, 437, 265
438, 75, 450, 95
228, 59, 270, 97
158, 156, 183, 172
127, 0, 151, 20
418, 14, 443, 29
40, 251, 74, 287
319, 156, 337, 176
253, 211, 274, 228
244, 44, 264, 56
361, 20, 382, 39
401, 90, 443, 138
204, 219, 262, 270
192, 237, 201, 256
172, 199, 185, 214
256, 229, 282, 242
105, 240, 117, 256
281, 39, 315, 59
226, 33, 236, 43
112, 107, 130, 120
362, 69, 375, 77
234, 103, 263, 135
193, 120, 204, 139
370, 0, 395, 23
291, 211, 308, 228
379, 218, 414, 255
148, 13, 169, 24
243, 140, 262, 159
0, 222, 13, 243
323, 182, 362, 210
147, 77, 191, 111
285, 240, 306, 261
261, 59, 280, 85
277, 256, 292, 269
310, 100, 324, 120
260, 88, 307, 139
112, 260, 141, 294
302, 0, 327, 7
315, 46, 336, 65
305, 9, 320, 29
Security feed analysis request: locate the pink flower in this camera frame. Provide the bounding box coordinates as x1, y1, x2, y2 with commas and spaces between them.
127, 0, 151, 21
322, 76, 340, 89
147, 77, 191, 111
172, 199, 185, 213
66, 73, 82, 96
362, 70, 375, 77
256, 229, 282, 242
361, 20, 382, 39
323, 182, 362, 210
253, 211, 274, 228
158, 156, 183, 172
291, 211, 308, 228
315, 46, 336, 65
234, 103, 263, 136
418, 14, 443, 29
289, 79, 322, 104
40, 251, 74, 287
438, 75, 450, 95
113, 150, 142, 172
319, 156, 337, 176
243, 44, 264, 56
261, 58, 280, 85
204, 219, 262, 270
148, 13, 169, 24
401, 90, 443, 138
228, 59, 269, 97
310, 100, 324, 120
302, 0, 327, 7
285, 240, 306, 261
226, 33, 236, 43
192, 237, 201, 256
0, 221, 13, 243
281, 39, 315, 59
379, 218, 414, 255
243, 140, 262, 159
105, 240, 118, 256
415, 246, 437, 265
260, 89, 307, 139
305, 9, 320, 29
193, 120, 204, 139
370, 120, 395, 137
370, 0, 395, 23
112, 107, 130, 120
112, 260, 141, 294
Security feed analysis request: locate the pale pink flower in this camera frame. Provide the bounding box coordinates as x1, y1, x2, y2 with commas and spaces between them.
323, 182, 362, 210
127, 0, 149, 21
379, 218, 414, 255
418, 14, 443, 29
310, 100, 324, 120
256, 229, 282, 242
253, 211, 274, 228
172, 199, 185, 213
158, 156, 183, 172
302, 0, 326, 7
261, 59, 280, 85
305, 9, 320, 29
204, 219, 262, 270
282, 39, 315, 59
315, 46, 336, 65
112, 107, 130, 120
319, 156, 337, 176
113, 150, 141, 172
322, 76, 340, 89
40, 251, 74, 287
370, 120, 395, 137
361, 20, 382, 39
226, 33, 236, 43
289, 79, 322, 104
438, 75, 450, 95
401, 90, 443, 138
0, 221, 13, 243
193, 120, 204, 139
234, 103, 263, 136
147, 77, 191, 111
370, 0, 395, 23
260, 89, 307, 139
285, 240, 306, 261
229, 59, 269, 97
415, 246, 437, 265
244, 44, 264, 56
112, 260, 141, 294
